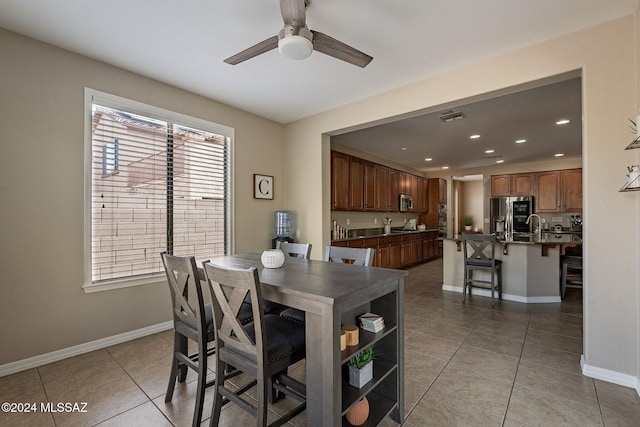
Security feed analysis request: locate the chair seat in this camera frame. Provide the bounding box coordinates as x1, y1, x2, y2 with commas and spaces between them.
466, 259, 502, 268
230, 314, 306, 366
279, 308, 305, 324
244, 294, 286, 315
182, 303, 215, 341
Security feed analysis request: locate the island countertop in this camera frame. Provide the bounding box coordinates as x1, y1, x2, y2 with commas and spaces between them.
442, 232, 582, 245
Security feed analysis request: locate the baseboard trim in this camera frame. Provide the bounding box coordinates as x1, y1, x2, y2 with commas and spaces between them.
581, 355, 640, 395
441, 284, 561, 303
0, 321, 173, 377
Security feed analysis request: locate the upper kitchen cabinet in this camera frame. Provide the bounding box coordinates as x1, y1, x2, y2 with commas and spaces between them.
562, 168, 583, 212
415, 177, 428, 213
436, 178, 447, 204
375, 165, 390, 212
389, 169, 400, 211
534, 168, 582, 213
363, 160, 377, 211
491, 173, 533, 197
349, 156, 364, 211
331, 151, 350, 211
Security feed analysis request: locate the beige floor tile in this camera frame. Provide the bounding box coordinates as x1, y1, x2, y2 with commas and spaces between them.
404, 378, 429, 415
404, 349, 448, 386
524, 328, 583, 355
446, 345, 520, 382
415, 318, 473, 343
45, 373, 148, 427
430, 365, 513, 414
404, 314, 427, 333
506, 383, 603, 426
481, 309, 532, 325
405, 388, 504, 426
154, 379, 218, 427
404, 330, 461, 362
595, 379, 640, 421
601, 406, 640, 427
463, 330, 524, 358
0, 369, 54, 426
403, 303, 441, 320
503, 417, 530, 426
94, 402, 172, 426
473, 318, 528, 342
520, 341, 582, 375
515, 361, 598, 408
38, 350, 125, 391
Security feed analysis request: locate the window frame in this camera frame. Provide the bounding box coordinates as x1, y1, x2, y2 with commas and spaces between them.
83, 88, 235, 293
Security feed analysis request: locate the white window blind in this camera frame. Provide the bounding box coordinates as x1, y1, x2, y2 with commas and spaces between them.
88, 99, 231, 287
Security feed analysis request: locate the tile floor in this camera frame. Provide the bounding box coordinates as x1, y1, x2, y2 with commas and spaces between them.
2, 259, 639, 426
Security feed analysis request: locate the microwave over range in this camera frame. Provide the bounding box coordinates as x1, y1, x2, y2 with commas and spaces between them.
399, 194, 413, 212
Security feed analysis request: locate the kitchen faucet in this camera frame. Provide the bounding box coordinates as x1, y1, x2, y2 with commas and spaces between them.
526, 214, 542, 237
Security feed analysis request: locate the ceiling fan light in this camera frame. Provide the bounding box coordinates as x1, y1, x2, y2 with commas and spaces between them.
278, 35, 313, 60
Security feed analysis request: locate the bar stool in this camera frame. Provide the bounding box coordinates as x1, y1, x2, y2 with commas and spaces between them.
462, 233, 503, 306
561, 255, 583, 299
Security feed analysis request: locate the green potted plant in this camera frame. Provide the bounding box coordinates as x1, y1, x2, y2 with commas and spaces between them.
348, 346, 374, 388
463, 215, 473, 232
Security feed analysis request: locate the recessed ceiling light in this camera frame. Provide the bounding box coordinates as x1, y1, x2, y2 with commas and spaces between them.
425, 158, 432, 161
485, 149, 494, 154
554, 153, 565, 157
496, 160, 505, 164
442, 166, 449, 170
515, 139, 526, 144
556, 119, 570, 125
470, 134, 480, 139
400, 147, 408, 151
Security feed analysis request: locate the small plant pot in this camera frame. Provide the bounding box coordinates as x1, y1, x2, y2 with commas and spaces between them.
348, 361, 373, 388
464, 225, 472, 232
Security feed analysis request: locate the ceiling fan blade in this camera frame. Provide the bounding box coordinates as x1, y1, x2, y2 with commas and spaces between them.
224, 36, 279, 65
311, 30, 373, 68
280, 0, 306, 27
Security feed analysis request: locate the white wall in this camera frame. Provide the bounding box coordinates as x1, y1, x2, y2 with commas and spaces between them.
0, 28, 284, 365
284, 17, 639, 382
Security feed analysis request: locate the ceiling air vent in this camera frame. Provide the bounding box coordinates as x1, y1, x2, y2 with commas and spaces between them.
438, 110, 466, 123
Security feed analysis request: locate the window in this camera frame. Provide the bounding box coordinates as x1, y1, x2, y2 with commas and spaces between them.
84, 89, 233, 292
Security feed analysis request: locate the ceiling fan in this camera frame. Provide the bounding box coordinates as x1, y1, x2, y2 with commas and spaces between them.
224, 0, 373, 68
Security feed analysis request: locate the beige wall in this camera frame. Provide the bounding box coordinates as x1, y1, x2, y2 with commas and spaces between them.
0, 28, 284, 365
284, 16, 639, 381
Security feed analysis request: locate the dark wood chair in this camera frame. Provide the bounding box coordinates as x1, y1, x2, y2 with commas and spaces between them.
462, 233, 503, 306
161, 252, 215, 427
203, 261, 306, 427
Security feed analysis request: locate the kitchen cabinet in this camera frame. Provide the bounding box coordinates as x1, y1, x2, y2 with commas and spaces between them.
491, 175, 511, 197
438, 178, 447, 204
415, 177, 428, 213
535, 170, 561, 212
389, 235, 402, 269
389, 169, 400, 212
349, 157, 364, 211
331, 151, 350, 211
363, 161, 377, 211
491, 173, 533, 197
377, 236, 390, 268
562, 168, 582, 212
375, 165, 390, 212
422, 178, 447, 227
534, 168, 582, 213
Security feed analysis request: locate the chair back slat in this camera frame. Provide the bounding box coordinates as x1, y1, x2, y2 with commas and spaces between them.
202, 262, 265, 362
324, 246, 374, 266
161, 252, 206, 333
277, 242, 312, 259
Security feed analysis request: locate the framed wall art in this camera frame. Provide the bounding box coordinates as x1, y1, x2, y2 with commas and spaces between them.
253, 174, 273, 199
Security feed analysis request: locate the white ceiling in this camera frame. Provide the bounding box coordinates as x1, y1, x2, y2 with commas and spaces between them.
332, 76, 583, 173
0, 0, 636, 126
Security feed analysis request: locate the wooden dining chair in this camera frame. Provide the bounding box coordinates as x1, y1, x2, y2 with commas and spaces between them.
324, 245, 374, 266
202, 261, 306, 427
461, 233, 503, 306
276, 241, 312, 259
161, 252, 215, 427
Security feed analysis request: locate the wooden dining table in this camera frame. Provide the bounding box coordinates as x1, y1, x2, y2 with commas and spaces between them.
200, 253, 407, 427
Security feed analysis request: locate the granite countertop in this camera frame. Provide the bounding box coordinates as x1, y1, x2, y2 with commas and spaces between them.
444, 232, 582, 245
332, 227, 440, 242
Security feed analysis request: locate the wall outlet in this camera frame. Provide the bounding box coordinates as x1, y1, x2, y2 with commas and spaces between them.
552, 217, 563, 223
484, 217, 489, 224
346, 218, 350, 225
374, 218, 378, 224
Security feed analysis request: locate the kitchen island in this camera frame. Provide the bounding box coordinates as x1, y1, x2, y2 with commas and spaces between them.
442, 232, 582, 303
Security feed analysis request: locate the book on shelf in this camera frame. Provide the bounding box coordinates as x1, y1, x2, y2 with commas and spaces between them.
359, 312, 385, 333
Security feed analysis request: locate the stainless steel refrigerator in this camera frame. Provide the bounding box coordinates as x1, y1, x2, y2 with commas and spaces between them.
489, 196, 533, 237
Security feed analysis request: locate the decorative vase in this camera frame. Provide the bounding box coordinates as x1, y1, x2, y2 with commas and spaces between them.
345, 396, 369, 426
348, 361, 373, 388
261, 249, 285, 268
464, 225, 472, 232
